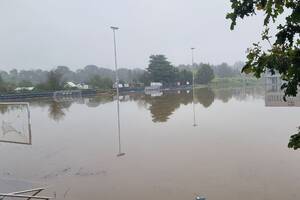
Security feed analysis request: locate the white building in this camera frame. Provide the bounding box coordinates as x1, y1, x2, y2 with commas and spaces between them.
113, 83, 124, 88
65, 82, 77, 88
14, 87, 35, 92
64, 82, 89, 90
150, 82, 163, 87
76, 83, 89, 90
145, 82, 162, 92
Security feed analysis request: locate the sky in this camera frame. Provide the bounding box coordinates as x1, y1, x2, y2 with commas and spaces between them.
0, 0, 266, 71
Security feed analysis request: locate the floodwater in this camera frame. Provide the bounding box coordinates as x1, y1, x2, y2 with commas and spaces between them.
1, 86, 300, 200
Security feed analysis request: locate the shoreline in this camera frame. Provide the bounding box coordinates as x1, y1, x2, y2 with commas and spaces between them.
0, 77, 263, 101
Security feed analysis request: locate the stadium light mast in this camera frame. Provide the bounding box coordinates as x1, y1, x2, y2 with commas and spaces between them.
111, 26, 125, 157
111, 26, 120, 98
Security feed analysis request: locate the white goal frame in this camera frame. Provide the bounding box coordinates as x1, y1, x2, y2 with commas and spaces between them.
0, 102, 32, 145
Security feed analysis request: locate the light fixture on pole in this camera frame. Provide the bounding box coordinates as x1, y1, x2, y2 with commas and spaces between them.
111, 26, 125, 157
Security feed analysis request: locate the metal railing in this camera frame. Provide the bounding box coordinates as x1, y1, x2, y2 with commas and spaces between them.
0, 188, 51, 199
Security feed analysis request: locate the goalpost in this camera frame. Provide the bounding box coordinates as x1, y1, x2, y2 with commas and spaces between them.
0, 102, 32, 145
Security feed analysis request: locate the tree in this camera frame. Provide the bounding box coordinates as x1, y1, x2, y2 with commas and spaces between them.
195, 64, 215, 84
177, 69, 193, 85
227, 1, 300, 150
9, 69, 18, 83
55, 66, 76, 82
47, 70, 63, 90
0, 75, 14, 92
88, 75, 113, 90
139, 71, 151, 86
18, 80, 33, 87
214, 63, 237, 78
227, 0, 300, 98
0, 75, 6, 92
36, 70, 63, 91
147, 55, 176, 84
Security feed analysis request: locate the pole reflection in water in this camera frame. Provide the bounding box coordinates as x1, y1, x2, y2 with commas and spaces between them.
116, 94, 125, 157
193, 87, 197, 127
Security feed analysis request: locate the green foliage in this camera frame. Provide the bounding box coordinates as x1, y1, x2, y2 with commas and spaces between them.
147, 55, 176, 84
88, 75, 113, 89
47, 70, 63, 90
213, 63, 240, 78
139, 71, 151, 86
36, 70, 64, 91
18, 80, 33, 87
227, 0, 300, 98
288, 127, 300, 150
0, 75, 6, 92
177, 69, 193, 85
195, 64, 215, 84
0, 65, 144, 86
0, 75, 16, 93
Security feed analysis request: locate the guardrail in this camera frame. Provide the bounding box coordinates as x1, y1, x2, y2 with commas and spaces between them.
0, 90, 97, 101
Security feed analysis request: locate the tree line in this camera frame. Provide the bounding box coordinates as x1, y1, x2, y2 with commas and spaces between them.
141, 55, 244, 86
0, 65, 144, 92
0, 56, 244, 92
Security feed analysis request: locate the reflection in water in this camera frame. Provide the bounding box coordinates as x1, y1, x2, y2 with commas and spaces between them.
2, 86, 300, 200
48, 101, 72, 122
192, 90, 197, 127
265, 84, 300, 107
195, 88, 215, 108
0, 87, 266, 133
145, 87, 264, 123
214, 88, 233, 103
0, 104, 10, 114
144, 92, 185, 123
0, 87, 265, 124
115, 93, 125, 157
86, 95, 113, 107
143, 88, 216, 123
288, 127, 300, 150
265, 84, 300, 150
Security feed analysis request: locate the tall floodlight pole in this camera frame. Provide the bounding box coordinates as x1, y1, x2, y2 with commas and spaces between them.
111, 26, 125, 157
191, 47, 197, 127
111, 26, 120, 100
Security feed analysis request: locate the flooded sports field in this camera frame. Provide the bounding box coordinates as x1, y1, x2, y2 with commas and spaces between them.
1, 87, 300, 200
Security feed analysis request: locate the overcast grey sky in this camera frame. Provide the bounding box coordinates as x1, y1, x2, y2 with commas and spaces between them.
0, 0, 265, 71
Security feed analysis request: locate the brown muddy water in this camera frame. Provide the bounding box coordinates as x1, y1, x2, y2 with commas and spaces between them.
0, 87, 300, 200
